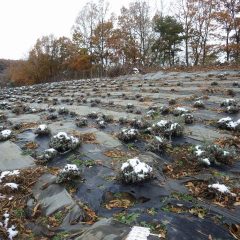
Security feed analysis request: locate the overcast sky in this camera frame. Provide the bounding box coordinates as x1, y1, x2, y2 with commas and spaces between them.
0, 0, 172, 60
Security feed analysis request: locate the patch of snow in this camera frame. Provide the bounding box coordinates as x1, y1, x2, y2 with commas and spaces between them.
218, 117, 232, 123
1, 129, 12, 137
54, 132, 70, 140
3, 212, 9, 228
200, 158, 211, 166
46, 148, 56, 153
226, 120, 240, 129
223, 151, 229, 156
155, 136, 163, 143
175, 107, 188, 112
208, 183, 231, 194
194, 100, 204, 105
156, 120, 168, 127
38, 124, 47, 131
170, 123, 179, 130
7, 225, 18, 240
0, 193, 6, 199
70, 136, 79, 144
4, 183, 19, 190
0, 170, 20, 183
122, 128, 138, 136
132, 68, 139, 74
195, 146, 205, 157
146, 109, 156, 116
62, 164, 79, 173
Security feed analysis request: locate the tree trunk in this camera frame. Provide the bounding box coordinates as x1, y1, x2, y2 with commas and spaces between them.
185, 38, 189, 66
202, 39, 207, 65
226, 28, 230, 62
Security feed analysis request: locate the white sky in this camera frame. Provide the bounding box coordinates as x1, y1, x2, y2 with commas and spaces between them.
0, 0, 172, 60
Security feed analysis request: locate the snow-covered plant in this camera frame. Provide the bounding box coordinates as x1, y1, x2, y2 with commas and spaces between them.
130, 119, 150, 129
146, 109, 157, 117
146, 136, 170, 152
82, 98, 87, 103
152, 120, 183, 138
94, 99, 101, 104
0, 101, 8, 110
76, 117, 88, 127
102, 114, 113, 123
0, 129, 12, 141
132, 68, 139, 74
0, 112, 7, 122
172, 107, 189, 116
87, 111, 98, 119
49, 132, 80, 153
70, 111, 77, 117
220, 99, 237, 107
135, 109, 142, 115
120, 157, 153, 183
108, 100, 114, 106
11, 105, 24, 115
118, 128, 139, 142
26, 107, 38, 114
168, 99, 176, 105
52, 98, 59, 105
46, 113, 58, 120
58, 107, 69, 115
217, 117, 240, 131
34, 124, 51, 136
211, 81, 218, 86
208, 183, 236, 197
36, 148, 58, 163
119, 116, 128, 124
182, 113, 194, 124
225, 105, 239, 114
97, 119, 106, 129
160, 105, 170, 115
90, 101, 97, 107
232, 81, 239, 87
126, 103, 134, 109
220, 99, 239, 114
56, 164, 81, 183
226, 89, 235, 96
48, 107, 56, 112
193, 144, 236, 166
193, 100, 205, 108
148, 105, 158, 111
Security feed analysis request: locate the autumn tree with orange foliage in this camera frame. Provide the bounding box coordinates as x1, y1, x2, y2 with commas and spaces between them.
8, 60, 35, 86
215, 0, 240, 63
9, 34, 91, 85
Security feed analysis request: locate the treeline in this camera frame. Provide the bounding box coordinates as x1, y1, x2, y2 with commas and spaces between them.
0, 59, 18, 87
9, 0, 240, 85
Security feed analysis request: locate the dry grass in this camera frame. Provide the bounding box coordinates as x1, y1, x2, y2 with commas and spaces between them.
0, 167, 46, 239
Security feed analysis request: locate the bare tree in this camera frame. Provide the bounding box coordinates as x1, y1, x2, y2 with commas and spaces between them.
118, 0, 153, 66
72, 1, 99, 77
188, 0, 216, 65
176, 0, 195, 66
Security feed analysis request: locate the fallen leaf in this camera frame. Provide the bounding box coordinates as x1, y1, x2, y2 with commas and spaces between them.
229, 224, 240, 240
105, 199, 133, 210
